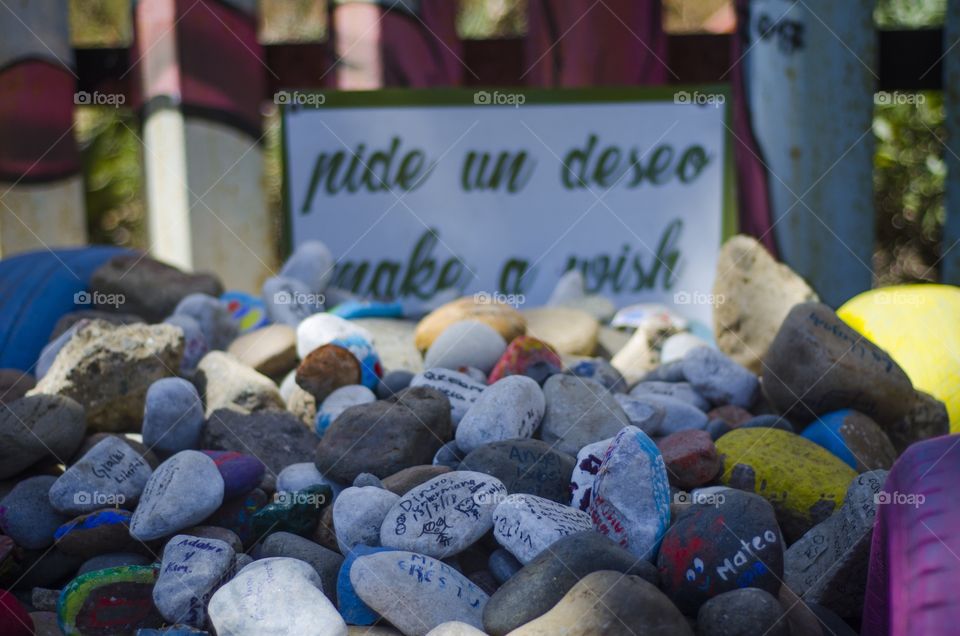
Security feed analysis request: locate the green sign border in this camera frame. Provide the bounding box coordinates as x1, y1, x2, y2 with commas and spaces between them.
280, 85, 736, 261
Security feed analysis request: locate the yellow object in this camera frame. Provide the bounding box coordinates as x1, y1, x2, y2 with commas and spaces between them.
838, 284, 960, 432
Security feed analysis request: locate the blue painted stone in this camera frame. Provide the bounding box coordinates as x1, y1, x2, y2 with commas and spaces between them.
221, 291, 268, 334
567, 359, 627, 393
801, 410, 858, 468
329, 334, 382, 390
330, 300, 403, 320
336, 544, 398, 625
250, 484, 332, 540
742, 414, 795, 433
200, 451, 265, 499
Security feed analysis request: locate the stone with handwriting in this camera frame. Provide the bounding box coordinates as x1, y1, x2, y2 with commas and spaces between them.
380, 471, 507, 558
410, 368, 486, 425
492, 494, 592, 564
351, 550, 489, 635
459, 439, 576, 504
49, 436, 152, 515
455, 375, 545, 454
153, 534, 235, 626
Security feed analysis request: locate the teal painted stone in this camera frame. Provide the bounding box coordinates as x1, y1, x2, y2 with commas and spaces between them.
251, 484, 332, 540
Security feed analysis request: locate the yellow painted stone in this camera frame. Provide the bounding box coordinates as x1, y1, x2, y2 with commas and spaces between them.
715, 428, 856, 542
414, 296, 526, 352
838, 284, 960, 432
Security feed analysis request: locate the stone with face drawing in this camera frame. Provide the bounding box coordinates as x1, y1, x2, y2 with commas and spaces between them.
656, 489, 784, 615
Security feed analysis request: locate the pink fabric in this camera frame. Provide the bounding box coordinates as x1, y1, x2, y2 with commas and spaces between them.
862, 434, 960, 635
525, 0, 669, 87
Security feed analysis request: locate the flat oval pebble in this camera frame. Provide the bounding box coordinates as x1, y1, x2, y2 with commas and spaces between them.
635, 393, 709, 435
208, 557, 347, 636
681, 347, 758, 409
0, 394, 86, 479
487, 336, 562, 385
142, 378, 204, 456
459, 439, 575, 504
315, 384, 377, 437
588, 426, 671, 560
334, 486, 400, 554
410, 368, 486, 424
454, 375, 545, 454
49, 436, 152, 515
715, 428, 857, 542
414, 296, 526, 353
380, 471, 507, 558
801, 409, 897, 471
658, 489, 784, 615
630, 381, 710, 411
612, 393, 666, 434
351, 550, 489, 635
201, 451, 265, 499
130, 450, 225, 541
153, 534, 235, 626
296, 343, 361, 403
540, 375, 631, 456
0, 475, 68, 549
54, 509, 138, 559
57, 564, 162, 636
424, 320, 507, 374
491, 493, 592, 564
259, 531, 344, 606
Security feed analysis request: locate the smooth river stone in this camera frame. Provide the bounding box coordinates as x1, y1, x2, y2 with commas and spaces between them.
568, 437, 612, 511
280, 239, 335, 294
202, 408, 317, 475
315, 385, 377, 437
130, 451, 225, 541
315, 386, 453, 483
259, 531, 344, 606
762, 302, 914, 426
142, 377, 205, 456
540, 375, 632, 456
632, 394, 709, 436
380, 471, 507, 559
295, 343, 361, 404
195, 351, 285, 417
57, 564, 162, 636
424, 320, 508, 374
454, 375, 545, 454
0, 476, 68, 549
337, 544, 397, 625
350, 550, 489, 635
153, 534, 235, 626
567, 358, 627, 393
612, 393, 665, 435
491, 493, 592, 564
251, 484, 331, 539
784, 470, 887, 617
507, 570, 692, 636
208, 557, 347, 636
226, 323, 297, 378
54, 509, 138, 559
0, 394, 86, 479
49, 437, 152, 515
459, 439, 576, 504
800, 409, 897, 471
657, 429, 722, 490
680, 346, 758, 409
657, 489, 784, 615
522, 306, 599, 356
262, 275, 323, 326
588, 426, 671, 560
630, 381, 710, 411
414, 296, 526, 353
482, 531, 659, 636
277, 462, 344, 497
172, 293, 237, 351
201, 451, 265, 499
697, 588, 789, 636
296, 313, 374, 359
410, 368, 486, 424
487, 336, 563, 385
334, 486, 400, 554
715, 428, 857, 542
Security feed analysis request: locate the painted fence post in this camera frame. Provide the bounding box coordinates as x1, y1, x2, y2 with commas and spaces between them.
745, 0, 876, 306
0, 0, 86, 257
135, 0, 274, 292
943, 0, 960, 284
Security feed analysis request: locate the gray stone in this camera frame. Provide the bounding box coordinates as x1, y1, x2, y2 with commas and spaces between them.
630, 381, 710, 411
195, 351, 285, 417
540, 375, 631, 456
259, 531, 344, 605
424, 320, 507, 375
208, 557, 346, 636
681, 347, 758, 409
380, 471, 507, 558
455, 375, 544, 454
0, 394, 86, 479
48, 436, 152, 514
488, 548, 522, 584
433, 440, 465, 469
277, 462, 344, 498
28, 321, 184, 432
334, 486, 400, 554
351, 550, 489, 635
296, 313, 372, 359
630, 394, 708, 436
459, 439, 575, 504
491, 493, 592, 564
784, 470, 888, 617
0, 476, 67, 549
202, 408, 316, 476
153, 534, 235, 626
612, 393, 666, 435
410, 368, 486, 425
130, 450, 225, 541
142, 377, 204, 456
315, 385, 377, 437
482, 531, 659, 636
262, 275, 323, 326
164, 314, 209, 375
377, 370, 415, 399
279, 239, 334, 294
172, 293, 237, 351
696, 588, 789, 636
353, 473, 383, 488
36, 319, 84, 380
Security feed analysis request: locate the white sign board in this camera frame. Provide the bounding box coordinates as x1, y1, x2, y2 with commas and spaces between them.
282, 88, 732, 323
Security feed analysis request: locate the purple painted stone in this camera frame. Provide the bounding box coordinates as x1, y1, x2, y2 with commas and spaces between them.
201, 451, 265, 499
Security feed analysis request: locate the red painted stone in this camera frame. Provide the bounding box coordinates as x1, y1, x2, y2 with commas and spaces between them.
0, 589, 33, 636
488, 336, 562, 384
658, 429, 722, 490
